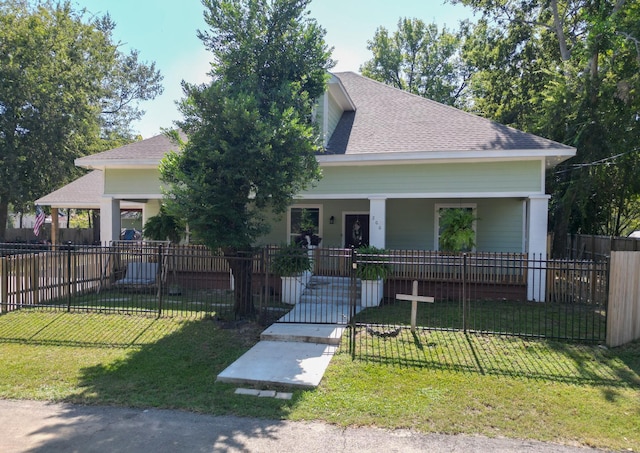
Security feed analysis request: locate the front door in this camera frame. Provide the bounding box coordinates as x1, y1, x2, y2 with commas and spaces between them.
344, 214, 370, 248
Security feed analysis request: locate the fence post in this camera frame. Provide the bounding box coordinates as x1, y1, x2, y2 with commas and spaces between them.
66, 244, 72, 312
350, 247, 357, 360
31, 254, 39, 306
157, 244, 164, 318
462, 253, 467, 333
261, 247, 268, 324
0, 258, 7, 313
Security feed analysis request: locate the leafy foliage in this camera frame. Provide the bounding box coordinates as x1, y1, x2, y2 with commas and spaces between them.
143, 206, 185, 243
272, 243, 311, 276
355, 246, 391, 280
439, 208, 476, 253
361, 18, 468, 106
449, 1, 640, 249
0, 0, 162, 240
161, 0, 333, 316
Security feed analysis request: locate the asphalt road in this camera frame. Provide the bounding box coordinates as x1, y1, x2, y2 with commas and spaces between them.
0, 399, 610, 453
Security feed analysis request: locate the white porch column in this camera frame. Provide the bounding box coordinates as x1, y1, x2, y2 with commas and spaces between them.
368, 197, 387, 249
527, 195, 550, 301
100, 197, 121, 245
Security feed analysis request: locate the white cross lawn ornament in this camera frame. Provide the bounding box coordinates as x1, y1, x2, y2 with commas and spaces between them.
395, 280, 434, 333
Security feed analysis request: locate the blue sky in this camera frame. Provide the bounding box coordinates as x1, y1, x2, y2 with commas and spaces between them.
72, 0, 474, 138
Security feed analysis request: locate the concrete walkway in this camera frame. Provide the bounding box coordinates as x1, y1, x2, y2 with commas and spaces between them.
217, 276, 358, 388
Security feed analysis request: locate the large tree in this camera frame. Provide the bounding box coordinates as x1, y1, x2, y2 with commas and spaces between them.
0, 0, 163, 239
161, 0, 333, 317
451, 0, 640, 252
361, 17, 469, 106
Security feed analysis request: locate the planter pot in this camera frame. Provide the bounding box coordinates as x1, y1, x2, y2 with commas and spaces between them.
361, 278, 384, 307
280, 274, 307, 305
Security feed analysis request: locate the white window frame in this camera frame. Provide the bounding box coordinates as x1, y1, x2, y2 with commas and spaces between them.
434, 203, 477, 252
287, 204, 323, 244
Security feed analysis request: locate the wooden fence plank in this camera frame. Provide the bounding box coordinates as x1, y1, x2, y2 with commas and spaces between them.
607, 252, 640, 347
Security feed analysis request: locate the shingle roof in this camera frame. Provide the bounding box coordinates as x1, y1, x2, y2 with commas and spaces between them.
75, 131, 184, 167
326, 72, 574, 154
35, 170, 138, 209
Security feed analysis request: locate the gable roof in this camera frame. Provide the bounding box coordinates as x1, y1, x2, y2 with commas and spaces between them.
35, 170, 141, 209
75, 131, 184, 170
72, 73, 575, 173
324, 72, 574, 166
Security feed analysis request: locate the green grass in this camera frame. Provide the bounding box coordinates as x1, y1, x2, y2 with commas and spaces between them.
354, 298, 607, 341
0, 310, 638, 451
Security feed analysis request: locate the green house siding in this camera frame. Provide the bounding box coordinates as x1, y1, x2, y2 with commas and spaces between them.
306, 161, 542, 196
386, 199, 434, 249
386, 198, 523, 252
326, 94, 343, 140
105, 169, 163, 195
475, 199, 524, 253
259, 198, 524, 252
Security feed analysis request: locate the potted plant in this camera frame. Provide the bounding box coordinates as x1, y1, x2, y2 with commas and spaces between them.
355, 245, 391, 307
272, 243, 312, 304
439, 208, 477, 253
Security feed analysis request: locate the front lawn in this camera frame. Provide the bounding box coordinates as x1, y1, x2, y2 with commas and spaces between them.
0, 310, 638, 451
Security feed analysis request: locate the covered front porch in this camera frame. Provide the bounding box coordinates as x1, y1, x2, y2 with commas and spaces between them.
262, 195, 549, 255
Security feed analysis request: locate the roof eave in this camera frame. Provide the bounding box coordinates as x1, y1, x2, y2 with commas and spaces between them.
328, 74, 356, 111
74, 158, 162, 171
317, 148, 576, 167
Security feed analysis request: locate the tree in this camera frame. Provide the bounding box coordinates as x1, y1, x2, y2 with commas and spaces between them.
451, 0, 640, 253
361, 18, 468, 106
161, 0, 333, 317
0, 1, 163, 241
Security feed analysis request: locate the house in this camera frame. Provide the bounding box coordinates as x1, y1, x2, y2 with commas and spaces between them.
37, 71, 575, 266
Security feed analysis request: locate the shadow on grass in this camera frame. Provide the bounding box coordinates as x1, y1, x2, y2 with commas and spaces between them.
349, 326, 640, 389
61, 317, 301, 417
0, 311, 307, 451
0, 312, 303, 414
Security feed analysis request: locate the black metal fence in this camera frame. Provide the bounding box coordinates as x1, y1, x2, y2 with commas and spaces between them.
349, 251, 609, 355
0, 243, 609, 344
0, 242, 260, 320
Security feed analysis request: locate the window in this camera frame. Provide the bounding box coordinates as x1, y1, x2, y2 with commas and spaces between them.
288, 206, 322, 244
435, 203, 477, 252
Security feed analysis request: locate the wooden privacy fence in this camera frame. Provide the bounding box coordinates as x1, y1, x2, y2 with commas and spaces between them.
566, 233, 640, 260
546, 258, 609, 306
607, 252, 640, 347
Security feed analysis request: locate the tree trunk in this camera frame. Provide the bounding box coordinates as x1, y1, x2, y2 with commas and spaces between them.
551, 0, 571, 61
224, 249, 255, 318
551, 189, 577, 258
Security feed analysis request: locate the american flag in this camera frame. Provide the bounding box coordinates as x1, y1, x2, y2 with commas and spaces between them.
33, 205, 45, 237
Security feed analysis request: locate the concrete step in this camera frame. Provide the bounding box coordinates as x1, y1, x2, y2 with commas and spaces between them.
277, 302, 357, 324
216, 340, 337, 389
299, 293, 355, 304
261, 323, 345, 345
308, 276, 359, 285
302, 275, 361, 306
